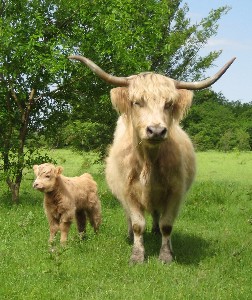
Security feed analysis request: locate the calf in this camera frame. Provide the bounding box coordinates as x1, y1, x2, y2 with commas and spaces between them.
33, 163, 101, 244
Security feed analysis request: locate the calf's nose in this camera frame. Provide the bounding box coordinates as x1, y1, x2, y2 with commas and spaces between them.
146, 125, 167, 139
33, 182, 38, 189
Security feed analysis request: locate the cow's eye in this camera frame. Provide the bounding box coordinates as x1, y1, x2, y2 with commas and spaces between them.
164, 102, 172, 110
133, 101, 143, 107
45, 175, 50, 179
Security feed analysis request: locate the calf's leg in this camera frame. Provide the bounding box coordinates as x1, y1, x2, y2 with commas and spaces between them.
75, 209, 87, 237
59, 221, 71, 244
48, 218, 59, 243
86, 193, 102, 233
127, 216, 133, 241
86, 206, 101, 234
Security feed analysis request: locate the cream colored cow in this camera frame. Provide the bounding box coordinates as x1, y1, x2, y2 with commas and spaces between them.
69, 55, 235, 263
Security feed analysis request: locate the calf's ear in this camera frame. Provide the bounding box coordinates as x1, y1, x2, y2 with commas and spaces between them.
55, 166, 63, 176
110, 87, 130, 114
33, 165, 39, 176
172, 89, 193, 122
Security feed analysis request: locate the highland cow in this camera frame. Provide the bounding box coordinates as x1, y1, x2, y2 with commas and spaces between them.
69, 55, 235, 263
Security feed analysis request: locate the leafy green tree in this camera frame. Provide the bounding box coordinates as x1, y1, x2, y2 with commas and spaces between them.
0, 0, 231, 202
218, 129, 250, 152
61, 120, 111, 153
183, 90, 252, 151
231, 101, 252, 149
217, 130, 234, 152
183, 91, 236, 150
0, 0, 72, 202
57, 0, 230, 151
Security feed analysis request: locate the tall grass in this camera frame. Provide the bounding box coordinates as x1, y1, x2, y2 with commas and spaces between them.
0, 149, 251, 299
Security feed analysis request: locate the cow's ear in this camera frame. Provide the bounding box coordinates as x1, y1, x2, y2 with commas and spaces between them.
33, 165, 39, 176
55, 166, 63, 176
110, 87, 130, 114
173, 89, 193, 122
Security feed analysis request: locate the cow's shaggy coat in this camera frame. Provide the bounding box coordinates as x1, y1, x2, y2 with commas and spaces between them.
33, 163, 101, 244
68, 55, 235, 263
105, 74, 195, 263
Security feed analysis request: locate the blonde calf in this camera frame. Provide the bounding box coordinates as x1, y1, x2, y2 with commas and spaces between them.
33, 163, 101, 244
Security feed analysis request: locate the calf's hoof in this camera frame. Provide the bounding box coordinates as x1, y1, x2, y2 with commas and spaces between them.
60, 240, 67, 247
130, 246, 145, 264
159, 244, 173, 264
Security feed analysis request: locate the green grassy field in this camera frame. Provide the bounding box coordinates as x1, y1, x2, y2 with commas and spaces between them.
0, 149, 251, 299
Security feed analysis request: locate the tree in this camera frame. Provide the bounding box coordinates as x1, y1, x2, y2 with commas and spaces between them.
183, 90, 252, 151
231, 101, 252, 149
55, 0, 231, 151
0, 0, 73, 202
0, 0, 230, 203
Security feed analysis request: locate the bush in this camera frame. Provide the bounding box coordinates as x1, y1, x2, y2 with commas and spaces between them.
62, 121, 112, 154
218, 129, 250, 151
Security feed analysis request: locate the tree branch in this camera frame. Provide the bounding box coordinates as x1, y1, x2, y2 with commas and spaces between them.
10, 88, 23, 113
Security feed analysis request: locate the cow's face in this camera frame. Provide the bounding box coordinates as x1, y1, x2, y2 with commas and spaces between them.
33, 163, 63, 193
110, 73, 193, 146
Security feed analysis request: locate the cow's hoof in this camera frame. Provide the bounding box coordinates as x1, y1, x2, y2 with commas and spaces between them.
159, 245, 173, 264
130, 246, 145, 264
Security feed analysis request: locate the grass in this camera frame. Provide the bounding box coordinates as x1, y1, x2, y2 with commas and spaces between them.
0, 149, 251, 299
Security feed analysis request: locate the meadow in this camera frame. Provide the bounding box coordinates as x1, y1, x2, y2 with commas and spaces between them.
0, 149, 251, 299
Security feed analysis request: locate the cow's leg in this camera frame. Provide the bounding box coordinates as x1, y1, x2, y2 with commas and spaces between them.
159, 224, 173, 263
151, 210, 160, 234
158, 194, 182, 263
59, 221, 72, 244
129, 208, 146, 264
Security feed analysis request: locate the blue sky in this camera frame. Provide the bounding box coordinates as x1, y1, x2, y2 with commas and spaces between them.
182, 0, 252, 103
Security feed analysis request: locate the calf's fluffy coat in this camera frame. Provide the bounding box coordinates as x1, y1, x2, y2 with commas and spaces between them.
33, 163, 101, 244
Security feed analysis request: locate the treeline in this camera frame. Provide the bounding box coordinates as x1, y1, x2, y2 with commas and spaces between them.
183, 90, 252, 151
39, 89, 252, 153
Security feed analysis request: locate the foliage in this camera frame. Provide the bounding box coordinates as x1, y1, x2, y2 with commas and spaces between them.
0, 0, 72, 202
0, 0, 232, 202
54, 0, 230, 152
183, 90, 252, 151
0, 149, 251, 299
218, 129, 250, 152
61, 120, 111, 153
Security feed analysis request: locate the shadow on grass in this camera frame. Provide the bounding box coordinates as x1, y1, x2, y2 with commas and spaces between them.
141, 231, 212, 266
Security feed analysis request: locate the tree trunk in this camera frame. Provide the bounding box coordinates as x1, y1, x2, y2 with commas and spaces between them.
4, 88, 35, 204
6, 179, 21, 204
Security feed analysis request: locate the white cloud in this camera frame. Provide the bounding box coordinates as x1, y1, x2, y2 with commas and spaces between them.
206, 38, 252, 51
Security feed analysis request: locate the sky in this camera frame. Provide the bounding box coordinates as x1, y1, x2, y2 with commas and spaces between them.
182, 0, 252, 103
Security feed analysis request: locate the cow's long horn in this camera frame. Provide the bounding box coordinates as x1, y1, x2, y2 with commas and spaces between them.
174, 57, 236, 90
68, 55, 129, 86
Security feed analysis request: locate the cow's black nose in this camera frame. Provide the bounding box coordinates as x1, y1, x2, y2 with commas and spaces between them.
146, 126, 167, 139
